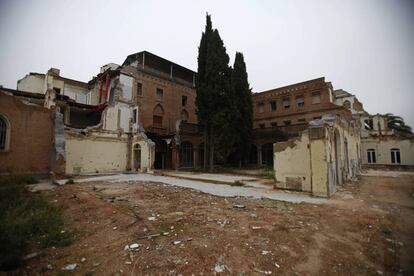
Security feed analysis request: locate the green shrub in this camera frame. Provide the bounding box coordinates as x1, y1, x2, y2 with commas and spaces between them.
0, 175, 72, 271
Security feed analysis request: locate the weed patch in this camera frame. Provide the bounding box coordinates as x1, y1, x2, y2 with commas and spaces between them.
0, 175, 72, 271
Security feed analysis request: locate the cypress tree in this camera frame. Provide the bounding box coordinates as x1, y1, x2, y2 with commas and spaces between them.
230, 52, 253, 166
196, 14, 232, 170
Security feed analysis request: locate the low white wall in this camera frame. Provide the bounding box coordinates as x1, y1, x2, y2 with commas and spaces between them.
65, 132, 128, 175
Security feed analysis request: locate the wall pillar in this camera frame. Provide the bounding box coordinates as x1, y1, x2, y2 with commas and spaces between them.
193, 147, 198, 169
257, 144, 262, 166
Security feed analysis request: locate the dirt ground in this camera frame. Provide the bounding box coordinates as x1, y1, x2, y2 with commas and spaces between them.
17, 172, 414, 275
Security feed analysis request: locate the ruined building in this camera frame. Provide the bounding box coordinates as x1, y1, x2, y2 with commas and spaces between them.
1, 50, 413, 197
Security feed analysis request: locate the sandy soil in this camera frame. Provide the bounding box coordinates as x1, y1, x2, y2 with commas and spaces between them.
17, 173, 414, 275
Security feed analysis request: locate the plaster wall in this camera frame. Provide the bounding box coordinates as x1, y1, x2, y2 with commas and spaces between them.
274, 132, 311, 192
65, 132, 128, 175
17, 75, 45, 94
361, 138, 414, 166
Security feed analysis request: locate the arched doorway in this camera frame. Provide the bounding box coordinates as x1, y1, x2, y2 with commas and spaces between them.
180, 141, 194, 168
133, 144, 141, 171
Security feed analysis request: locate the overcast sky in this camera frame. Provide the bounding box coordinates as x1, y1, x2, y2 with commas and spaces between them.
0, 0, 413, 126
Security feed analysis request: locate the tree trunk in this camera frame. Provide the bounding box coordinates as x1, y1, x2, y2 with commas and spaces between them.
203, 126, 208, 171
209, 125, 214, 172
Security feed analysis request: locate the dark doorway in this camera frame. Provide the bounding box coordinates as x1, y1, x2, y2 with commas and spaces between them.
133, 144, 141, 170
154, 139, 167, 169
261, 143, 274, 166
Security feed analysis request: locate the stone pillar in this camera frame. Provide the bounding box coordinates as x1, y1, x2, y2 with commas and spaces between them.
193, 147, 198, 169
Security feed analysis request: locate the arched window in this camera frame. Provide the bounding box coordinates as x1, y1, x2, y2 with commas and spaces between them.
0, 114, 10, 151
390, 148, 401, 164
181, 110, 189, 122
343, 100, 351, 109
367, 149, 376, 164
153, 104, 164, 128
180, 141, 193, 168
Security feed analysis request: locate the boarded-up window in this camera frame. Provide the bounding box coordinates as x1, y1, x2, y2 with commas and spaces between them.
156, 88, 163, 101
258, 102, 264, 113
312, 92, 321, 104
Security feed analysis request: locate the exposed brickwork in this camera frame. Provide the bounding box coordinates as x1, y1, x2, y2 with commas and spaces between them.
252, 77, 351, 129
0, 91, 54, 174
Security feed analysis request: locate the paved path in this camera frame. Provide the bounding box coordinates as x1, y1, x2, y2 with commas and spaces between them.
68, 173, 327, 204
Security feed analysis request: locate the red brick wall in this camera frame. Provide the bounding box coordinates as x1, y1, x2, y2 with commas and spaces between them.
0, 91, 53, 174
252, 78, 344, 128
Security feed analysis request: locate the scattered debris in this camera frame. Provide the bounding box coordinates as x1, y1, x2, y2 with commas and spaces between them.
254, 268, 272, 274
23, 252, 38, 260
233, 204, 246, 209
274, 262, 280, 268
261, 250, 270, 255
62, 263, 77, 271
125, 243, 140, 251
81, 257, 86, 263
148, 216, 156, 221
251, 226, 262, 230
173, 241, 181, 245
214, 264, 225, 273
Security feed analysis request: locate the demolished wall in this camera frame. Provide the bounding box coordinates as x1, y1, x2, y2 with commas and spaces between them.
274, 116, 361, 197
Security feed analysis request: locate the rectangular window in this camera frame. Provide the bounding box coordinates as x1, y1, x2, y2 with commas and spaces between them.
182, 95, 188, 107
258, 102, 264, 113
54, 87, 61, 94
271, 122, 278, 127
284, 120, 291, 126
298, 118, 306, 123
367, 149, 376, 164
137, 82, 142, 96
156, 88, 163, 101
391, 149, 401, 164
270, 101, 277, 111
296, 95, 304, 108
283, 98, 290, 109
312, 92, 321, 104
259, 123, 265, 128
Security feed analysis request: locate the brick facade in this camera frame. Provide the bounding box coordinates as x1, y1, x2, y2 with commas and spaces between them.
0, 90, 54, 174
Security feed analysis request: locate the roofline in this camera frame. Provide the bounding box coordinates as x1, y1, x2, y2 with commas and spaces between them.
253, 77, 326, 96
0, 87, 45, 99
123, 50, 197, 74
